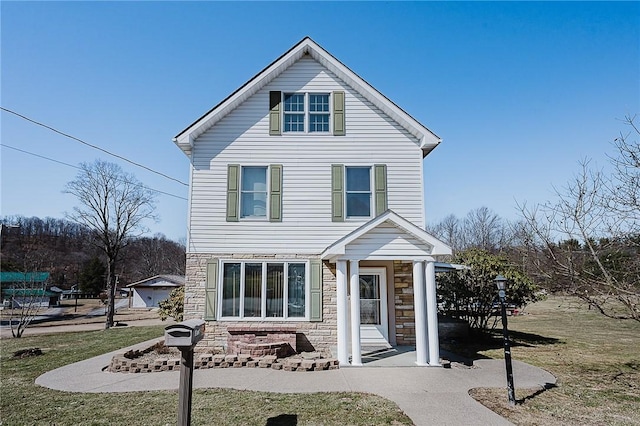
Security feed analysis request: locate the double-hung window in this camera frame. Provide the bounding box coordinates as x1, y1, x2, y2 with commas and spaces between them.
332, 164, 386, 222
308, 94, 330, 132
227, 164, 282, 222
345, 166, 372, 217
283, 94, 305, 132
283, 93, 330, 133
240, 166, 268, 218
220, 261, 307, 319
271, 90, 344, 136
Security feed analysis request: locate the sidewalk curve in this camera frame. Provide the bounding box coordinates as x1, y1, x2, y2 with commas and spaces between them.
36, 339, 556, 426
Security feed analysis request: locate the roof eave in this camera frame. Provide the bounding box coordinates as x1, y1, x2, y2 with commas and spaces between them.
173, 38, 313, 156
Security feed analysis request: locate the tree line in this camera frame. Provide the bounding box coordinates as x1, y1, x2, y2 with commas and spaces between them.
1, 215, 186, 294
429, 115, 640, 325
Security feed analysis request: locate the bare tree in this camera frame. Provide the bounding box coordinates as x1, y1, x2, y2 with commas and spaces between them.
462, 206, 509, 251
519, 116, 640, 321
8, 273, 48, 338
428, 207, 512, 254
65, 160, 156, 329
427, 214, 463, 253
606, 114, 640, 234
121, 233, 185, 282
4, 242, 50, 338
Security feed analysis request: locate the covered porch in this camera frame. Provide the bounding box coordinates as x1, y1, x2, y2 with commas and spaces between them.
321, 210, 453, 367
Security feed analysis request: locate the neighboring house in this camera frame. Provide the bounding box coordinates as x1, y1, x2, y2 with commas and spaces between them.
127, 275, 185, 308
173, 37, 452, 367
0, 272, 57, 308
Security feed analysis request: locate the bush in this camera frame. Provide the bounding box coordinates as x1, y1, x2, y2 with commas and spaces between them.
437, 248, 543, 332
158, 286, 184, 322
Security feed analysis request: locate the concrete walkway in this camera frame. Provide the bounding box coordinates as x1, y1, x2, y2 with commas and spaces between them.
36, 339, 556, 426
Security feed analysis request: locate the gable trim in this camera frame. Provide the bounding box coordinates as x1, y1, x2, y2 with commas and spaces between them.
173, 37, 441, 156
321, 210, 452, 262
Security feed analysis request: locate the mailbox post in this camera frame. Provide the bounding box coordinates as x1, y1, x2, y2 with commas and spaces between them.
164, 319, 205, 426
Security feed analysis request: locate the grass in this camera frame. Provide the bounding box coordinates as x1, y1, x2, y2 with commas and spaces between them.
461, 296, 640, 425
4, 296, 638, 425
0, 325, 411, 426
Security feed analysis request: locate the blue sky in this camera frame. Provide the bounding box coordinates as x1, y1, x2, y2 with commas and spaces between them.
2, 1, 638, 242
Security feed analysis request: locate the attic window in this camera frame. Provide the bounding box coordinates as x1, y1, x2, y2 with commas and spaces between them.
283, 94, 305, 132
283, 93, 330, 133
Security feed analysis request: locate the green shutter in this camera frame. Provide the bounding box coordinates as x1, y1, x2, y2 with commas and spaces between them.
204, 259, 219, 320
333, 91, 345, 136
269, 91, 281, 136
226, 164, 240, 222
269, 164, 282, 222
374, 164, 388, 215
309, 259, 323, 322
331, 164, 344, 222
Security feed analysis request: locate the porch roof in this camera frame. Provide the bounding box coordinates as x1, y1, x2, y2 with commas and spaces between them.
321, 210, 452, 262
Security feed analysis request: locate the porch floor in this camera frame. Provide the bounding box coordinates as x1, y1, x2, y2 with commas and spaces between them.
356, 346, 469, 367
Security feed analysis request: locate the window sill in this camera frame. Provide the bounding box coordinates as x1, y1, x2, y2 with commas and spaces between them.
218, 317, 309, 322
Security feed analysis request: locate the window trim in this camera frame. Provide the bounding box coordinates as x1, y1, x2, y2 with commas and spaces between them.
282, 92, 331, 134
345, 165, 373, 219
218, 259, 310, 321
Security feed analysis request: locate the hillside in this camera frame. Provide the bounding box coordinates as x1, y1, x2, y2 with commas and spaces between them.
1, 215, 185, 289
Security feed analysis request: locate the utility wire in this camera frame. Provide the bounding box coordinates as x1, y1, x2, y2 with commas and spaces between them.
1, 143, 188, 201
1, 106, 188, 186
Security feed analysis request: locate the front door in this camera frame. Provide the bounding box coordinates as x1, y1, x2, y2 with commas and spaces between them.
358, 267, 389, 346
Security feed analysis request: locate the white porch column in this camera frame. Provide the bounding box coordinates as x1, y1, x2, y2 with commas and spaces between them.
413, 260, 428, 366
425, 260, 440, 366
336, 260, 349, 366
349, 260, 362, 366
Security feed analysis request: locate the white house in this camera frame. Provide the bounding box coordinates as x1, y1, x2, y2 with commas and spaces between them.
127, 275, 184, 308
174, 37, 452, 366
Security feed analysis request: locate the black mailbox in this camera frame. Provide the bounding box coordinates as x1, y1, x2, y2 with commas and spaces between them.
164, 319, 205, 347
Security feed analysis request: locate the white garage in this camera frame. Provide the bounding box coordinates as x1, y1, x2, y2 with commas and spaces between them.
127, 275, 184, 308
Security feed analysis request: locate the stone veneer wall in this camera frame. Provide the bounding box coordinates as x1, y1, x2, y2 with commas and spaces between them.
184, 253, 338, 357
393, 260, 416, 346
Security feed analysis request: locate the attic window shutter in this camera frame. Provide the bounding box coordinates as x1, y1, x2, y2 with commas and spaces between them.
374, 164, 388, 215
269, 164, 283, 222
226, 164, 240, 222
331, 164, 344, 222
269, 91, 282, 135
309, 259, 323, 321
204, 259, 219, 320
333, 91, 345, 136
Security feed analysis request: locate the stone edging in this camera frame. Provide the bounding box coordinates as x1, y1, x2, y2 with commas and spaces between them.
108, 353, 339, 373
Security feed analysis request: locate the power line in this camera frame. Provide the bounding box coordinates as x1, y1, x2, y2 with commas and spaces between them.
1, 106, 188, 186
1, 143, 188, 201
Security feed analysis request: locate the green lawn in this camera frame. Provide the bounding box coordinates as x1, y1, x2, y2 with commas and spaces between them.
466, 297, 640, 425
0, 326, 411, 426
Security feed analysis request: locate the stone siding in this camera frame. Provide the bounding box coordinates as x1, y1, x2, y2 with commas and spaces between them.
184, 253, 337, 357
393, 260, 416, 346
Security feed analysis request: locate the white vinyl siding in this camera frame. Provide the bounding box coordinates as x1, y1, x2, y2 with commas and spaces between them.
189, 57, 424, 254
343, 222, 433, 258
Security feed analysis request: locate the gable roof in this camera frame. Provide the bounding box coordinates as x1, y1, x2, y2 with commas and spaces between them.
126, 275, 185, 288
173, 36, 441, 157
321, 210, 452, 262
